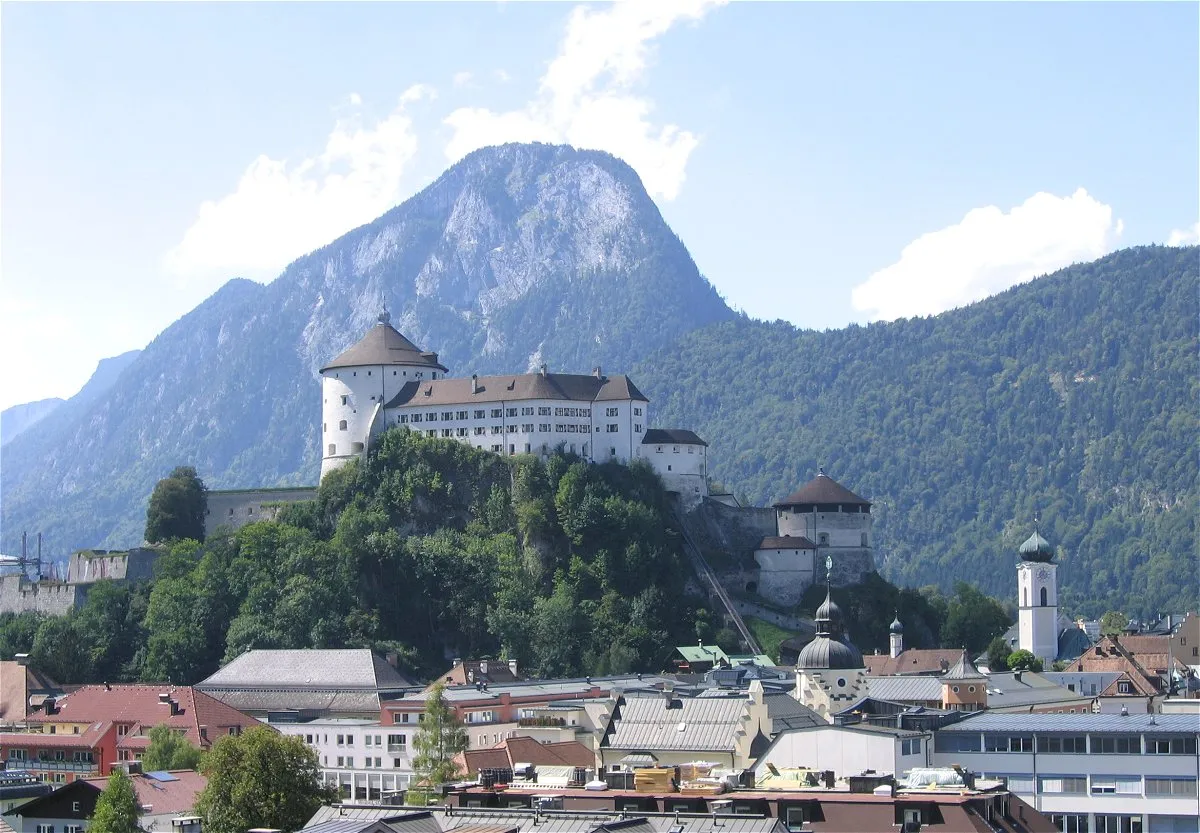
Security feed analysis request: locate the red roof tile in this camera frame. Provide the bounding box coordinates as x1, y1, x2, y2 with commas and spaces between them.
82, 770, 207, 816
28, 686, 259, 749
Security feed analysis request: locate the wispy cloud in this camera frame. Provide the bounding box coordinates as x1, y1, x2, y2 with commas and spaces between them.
164, 85, 433, 283
453, 71, 473, 88
1167, 221, 1199, 247
851, 188, 1123, 321
443, 0, 724, 201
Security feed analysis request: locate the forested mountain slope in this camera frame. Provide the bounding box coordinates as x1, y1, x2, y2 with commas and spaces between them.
0, 143, 732, 553
638, 246, 1197, 618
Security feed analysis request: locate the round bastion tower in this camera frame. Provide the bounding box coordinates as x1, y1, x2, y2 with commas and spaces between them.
319, 309, 448, 480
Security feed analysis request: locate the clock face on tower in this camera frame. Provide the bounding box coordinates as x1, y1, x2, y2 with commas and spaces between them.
1037, 567, 1050, 581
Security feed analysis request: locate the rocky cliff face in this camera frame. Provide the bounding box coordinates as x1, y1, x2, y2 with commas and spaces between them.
0, 143, 733, 553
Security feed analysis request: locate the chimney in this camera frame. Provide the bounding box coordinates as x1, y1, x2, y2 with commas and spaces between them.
14, 653, 29, 667
508, 659, 518, 677
1013, 670, 1022, 683
43, 696, 56, 715
540, 364, 548, 377
480, 660, 488, 676
592, 366, 602, 379
471, 375, 479, 394
104, 682, 111, 691
822, 771, 835, 789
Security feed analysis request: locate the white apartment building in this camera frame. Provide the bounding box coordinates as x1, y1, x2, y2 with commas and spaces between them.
932, 713, 1200, 833
275, 719, 414, 801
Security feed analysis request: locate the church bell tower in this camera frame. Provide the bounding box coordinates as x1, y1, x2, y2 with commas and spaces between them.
1016, 525, 1058, 665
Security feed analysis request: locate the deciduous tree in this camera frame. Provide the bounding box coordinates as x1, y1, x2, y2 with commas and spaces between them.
411, 683, 467, 787
90, 769, 139, 833
142, 724, 202, 771
145, 466, 207, 544
196, 726, 332, 833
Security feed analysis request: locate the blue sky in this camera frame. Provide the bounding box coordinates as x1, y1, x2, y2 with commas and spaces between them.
2, 1, 1197, 411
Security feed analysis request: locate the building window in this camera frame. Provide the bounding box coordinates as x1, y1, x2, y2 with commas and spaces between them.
338, 420, 347, 430
633, 423, 642, 432
634, 407, 642, 416
1040, 587, 1048, 606
466, 711, 494, 724
818, 533, 829, 546
1117, 681, 1132, 694
1146, 736, 1196, 754
901, 738, 922, 755
1093, 817, 1143, 833
984, 734, 1033, 753
783, 807, 806, 831
1050, 814, 1089, 833
1036, 735, 1086, 754
606, 423, 618, 433
1091, 735, 1138, 754
1090, 776, 1141, 795
1146, 777, 1197, 796
36, 825, 53, 833
340, 395, 348, 406
1039, 776, 1087, 794
66, 826, 83, 833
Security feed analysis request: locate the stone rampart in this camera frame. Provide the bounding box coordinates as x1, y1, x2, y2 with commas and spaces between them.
204, 487, 318, 538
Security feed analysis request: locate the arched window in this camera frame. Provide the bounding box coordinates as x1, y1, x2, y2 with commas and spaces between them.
1040, 587, 1048, 607
1023, 588, 1028, 606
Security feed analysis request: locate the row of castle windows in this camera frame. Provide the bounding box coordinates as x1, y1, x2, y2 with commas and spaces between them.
328, 438, 615, 459
332, 370, 436, 380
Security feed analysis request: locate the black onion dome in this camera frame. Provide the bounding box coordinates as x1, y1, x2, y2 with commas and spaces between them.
815, 594, 843, 627
889, 615, 904, 634
1019, 530, 1055, 563
797, 635, 863, 671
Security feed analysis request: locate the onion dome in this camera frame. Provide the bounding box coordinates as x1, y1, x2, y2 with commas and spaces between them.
889, 614, 904, 634
797, 635, 864, 671
815, 593, 843, 628
1019, 530, 1055, 563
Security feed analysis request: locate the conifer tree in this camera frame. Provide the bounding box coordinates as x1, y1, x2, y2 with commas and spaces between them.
90, 769, 139, 833
411, 682, 468, 788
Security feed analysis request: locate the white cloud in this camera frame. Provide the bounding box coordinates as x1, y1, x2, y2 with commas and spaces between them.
165, 85, 432, 282
453, 71, 473, 88
493, 69, 512, 84
851, 188, 1123, 321
1167, 221, 1199, 247
443, 0, 723, 201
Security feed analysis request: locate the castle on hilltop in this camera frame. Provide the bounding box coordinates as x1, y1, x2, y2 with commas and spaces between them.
317, 310, 709, 502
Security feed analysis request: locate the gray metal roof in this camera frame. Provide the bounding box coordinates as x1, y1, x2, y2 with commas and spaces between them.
603, 695, 752, 752
202, 689, 384, 715
306, 808, 785, 833
864, 676, 943, 702
762, 694, 822, 730
394, 676, 675, 705
937, 713, 1200, 733
199, 650, 414, 690
306, 808, 440, 829
983, 672, 1087, 709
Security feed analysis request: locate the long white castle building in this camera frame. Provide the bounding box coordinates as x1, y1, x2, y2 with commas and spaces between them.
320, 311, 706, 500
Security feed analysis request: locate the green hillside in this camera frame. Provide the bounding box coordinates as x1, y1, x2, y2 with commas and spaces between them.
640, 246, 1198, 618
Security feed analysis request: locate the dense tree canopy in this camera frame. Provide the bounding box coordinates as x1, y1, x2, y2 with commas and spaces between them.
196, 727, 332, 833
142, 723, 202, 771
641, 247, 1197, 618
145, 466, 207, 544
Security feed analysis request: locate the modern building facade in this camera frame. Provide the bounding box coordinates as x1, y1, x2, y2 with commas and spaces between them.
931, 713, 1200, 833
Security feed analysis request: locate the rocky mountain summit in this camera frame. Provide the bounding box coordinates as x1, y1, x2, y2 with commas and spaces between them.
0, 143, 732, 552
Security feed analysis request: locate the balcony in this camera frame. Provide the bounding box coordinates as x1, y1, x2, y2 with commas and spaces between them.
11, 761, 98, 773
518, 716, 567, 728
386, 744, 407, 755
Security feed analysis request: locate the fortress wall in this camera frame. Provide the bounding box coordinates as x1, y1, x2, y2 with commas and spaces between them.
204, 487, 318, 538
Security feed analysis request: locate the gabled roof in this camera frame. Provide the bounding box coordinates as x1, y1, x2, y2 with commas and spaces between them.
1070, 636, 1164, 695
641, 429, 706, 447
773, 471, 870, 508
26, 685, 258, 749
982, 672, 1093, 710
438, 659, 522, 687
199, 650, 414, 690
459, 737, 594, 776
321, 321, 446, 373
863, 649, 963, 677
385, 372, 647, 408
601, 695, 752, 752
83, 770, 207, 816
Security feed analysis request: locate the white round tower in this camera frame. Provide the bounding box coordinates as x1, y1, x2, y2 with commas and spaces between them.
319, 309, 448, 480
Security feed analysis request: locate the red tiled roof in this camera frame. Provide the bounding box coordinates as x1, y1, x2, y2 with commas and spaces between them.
82, 770, 207, 815
864, 649, 963, 677
28, 686, 259, 748
1072, 637, 1163, 696
0, 722, 112, 748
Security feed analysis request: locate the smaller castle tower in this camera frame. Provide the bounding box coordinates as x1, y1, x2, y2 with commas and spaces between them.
1016, 524, 1059, 665
889, 613, 904, 659
319, 308, 447, 480
940, 649, 987, 711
